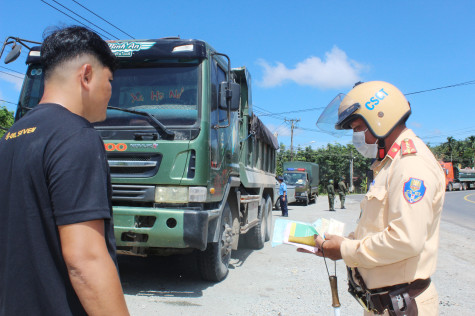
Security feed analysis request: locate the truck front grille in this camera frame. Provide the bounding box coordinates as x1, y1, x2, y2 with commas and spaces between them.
107, 154, 162, 178
112, 184, 156, 202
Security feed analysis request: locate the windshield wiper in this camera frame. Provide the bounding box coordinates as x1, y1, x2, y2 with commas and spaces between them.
107, 106, 175, 139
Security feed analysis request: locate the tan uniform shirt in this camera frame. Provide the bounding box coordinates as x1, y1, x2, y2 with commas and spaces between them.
341, 129, 445, 289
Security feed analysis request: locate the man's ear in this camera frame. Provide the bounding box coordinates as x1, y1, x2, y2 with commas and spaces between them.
79, 64, 93, 90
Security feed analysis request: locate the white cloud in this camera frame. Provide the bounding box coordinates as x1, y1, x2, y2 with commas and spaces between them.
257, 46, 364, 89
0, 72, 24, 91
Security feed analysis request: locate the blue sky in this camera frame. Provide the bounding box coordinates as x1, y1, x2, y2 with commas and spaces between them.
1, 0, 474, 148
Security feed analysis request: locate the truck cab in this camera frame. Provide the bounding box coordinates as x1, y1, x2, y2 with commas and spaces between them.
282, 162, 319, 206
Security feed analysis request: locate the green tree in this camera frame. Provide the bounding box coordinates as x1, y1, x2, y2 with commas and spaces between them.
0, 106, 14, 138
446, 136, 456, 162
428, 135, 475, 168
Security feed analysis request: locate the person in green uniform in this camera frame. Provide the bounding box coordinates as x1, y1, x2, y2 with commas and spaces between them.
327, 179, 335, 211
338, 177, 348, 209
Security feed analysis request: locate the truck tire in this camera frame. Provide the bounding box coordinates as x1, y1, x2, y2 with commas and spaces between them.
275, 198, 281, 210
246, 198, 266, 249
264, 196, 273, 242
197, 203, 233, 282
448, 183, 453, 191
304, 195, 309, 206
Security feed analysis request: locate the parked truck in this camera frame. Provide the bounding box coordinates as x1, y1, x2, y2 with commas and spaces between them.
3, 36, 279, 282
282, 162, 319, 205
440, 162, 475, 191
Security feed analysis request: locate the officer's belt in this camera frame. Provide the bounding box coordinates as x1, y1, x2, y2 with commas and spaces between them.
348, 267, 431, 315
366, 278, 431, 315
370, 278, 431, 296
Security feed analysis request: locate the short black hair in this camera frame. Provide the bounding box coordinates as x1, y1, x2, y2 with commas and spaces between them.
41, 26, 116, 80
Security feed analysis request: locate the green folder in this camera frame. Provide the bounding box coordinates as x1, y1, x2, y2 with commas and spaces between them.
288, 222, 319, 246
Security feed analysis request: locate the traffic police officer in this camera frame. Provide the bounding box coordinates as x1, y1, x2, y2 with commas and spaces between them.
327, 179, 335, 211
338, 177, 348, 209
312, 81, 445, 315
277, 176, 288, 217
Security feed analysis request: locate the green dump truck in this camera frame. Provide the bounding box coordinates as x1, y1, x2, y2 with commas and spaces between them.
283, 162, 319, 206
4, 37, 278, 282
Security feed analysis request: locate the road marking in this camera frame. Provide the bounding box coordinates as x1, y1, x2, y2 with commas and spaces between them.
464, 193, 475, 204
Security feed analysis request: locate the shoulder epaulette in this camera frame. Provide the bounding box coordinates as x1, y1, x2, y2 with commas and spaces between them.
387, 142, 400, 159
401, 138, 417, 156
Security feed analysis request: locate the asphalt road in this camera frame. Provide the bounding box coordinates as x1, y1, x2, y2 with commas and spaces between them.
440, 190, 475, 231
119, 192, 474, 315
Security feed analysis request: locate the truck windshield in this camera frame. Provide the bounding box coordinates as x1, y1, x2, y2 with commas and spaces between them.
16, 61, 201, 130
95, 61, 200, 129
284, 173, 307, 185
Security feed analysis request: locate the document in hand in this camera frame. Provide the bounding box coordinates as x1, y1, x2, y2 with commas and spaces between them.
272, 218, 345, 253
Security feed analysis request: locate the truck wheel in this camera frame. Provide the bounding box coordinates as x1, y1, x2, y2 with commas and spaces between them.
275, 198, 281, 210
448, 183, 453, 191
197, 203, 233, 282
264, 196, 273, 242
246, 198, 266, 249
304, 195, 309, 206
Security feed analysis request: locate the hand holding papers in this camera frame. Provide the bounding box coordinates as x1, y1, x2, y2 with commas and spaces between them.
272, 217, 345, 254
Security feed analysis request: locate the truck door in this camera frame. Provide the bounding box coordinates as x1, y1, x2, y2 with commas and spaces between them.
209, 57, 229, 197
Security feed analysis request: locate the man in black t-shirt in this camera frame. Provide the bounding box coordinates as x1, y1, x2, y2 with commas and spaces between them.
0, 27, 129, 316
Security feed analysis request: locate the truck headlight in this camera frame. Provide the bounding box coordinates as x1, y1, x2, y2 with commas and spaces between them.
154, 186, 207, 203
155, 186, 188, 203
188, 187, 207, 202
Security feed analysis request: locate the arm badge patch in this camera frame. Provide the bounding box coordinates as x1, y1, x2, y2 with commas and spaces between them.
403, 178, 426, 204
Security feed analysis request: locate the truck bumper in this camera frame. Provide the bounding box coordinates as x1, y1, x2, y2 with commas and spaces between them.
113, 206, 217, 251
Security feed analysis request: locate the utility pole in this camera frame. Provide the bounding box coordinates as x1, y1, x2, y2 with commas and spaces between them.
285, 118, 300, 161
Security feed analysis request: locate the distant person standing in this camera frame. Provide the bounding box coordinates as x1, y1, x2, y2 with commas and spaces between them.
327, 179, 335, 211
338, 177, 348, 209
277, 176, 288, 217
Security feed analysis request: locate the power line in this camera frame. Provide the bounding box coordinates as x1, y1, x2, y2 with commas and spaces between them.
71, 0, 135, 39
40, 0, 110, 40
258, 106, 326, 117
405, 80, 475, 96
420, 126, 475, 140
50, 0, 120, 40
254, 105, 287, 120
0, 70, 23, 79
0, 66, 24, 75
0, 99, 18, 105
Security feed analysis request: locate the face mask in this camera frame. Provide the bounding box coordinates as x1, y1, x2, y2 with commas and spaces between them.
352, 130, 378, 158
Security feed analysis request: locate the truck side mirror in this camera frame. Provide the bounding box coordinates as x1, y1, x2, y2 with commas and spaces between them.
219, 81, 240, 111
4, 44, 21, 64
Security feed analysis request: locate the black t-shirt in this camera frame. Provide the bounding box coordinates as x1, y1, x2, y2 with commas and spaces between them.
0, 103, 117, 316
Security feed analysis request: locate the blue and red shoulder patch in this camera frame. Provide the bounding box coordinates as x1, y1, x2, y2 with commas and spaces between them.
403, 178, 426, 204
